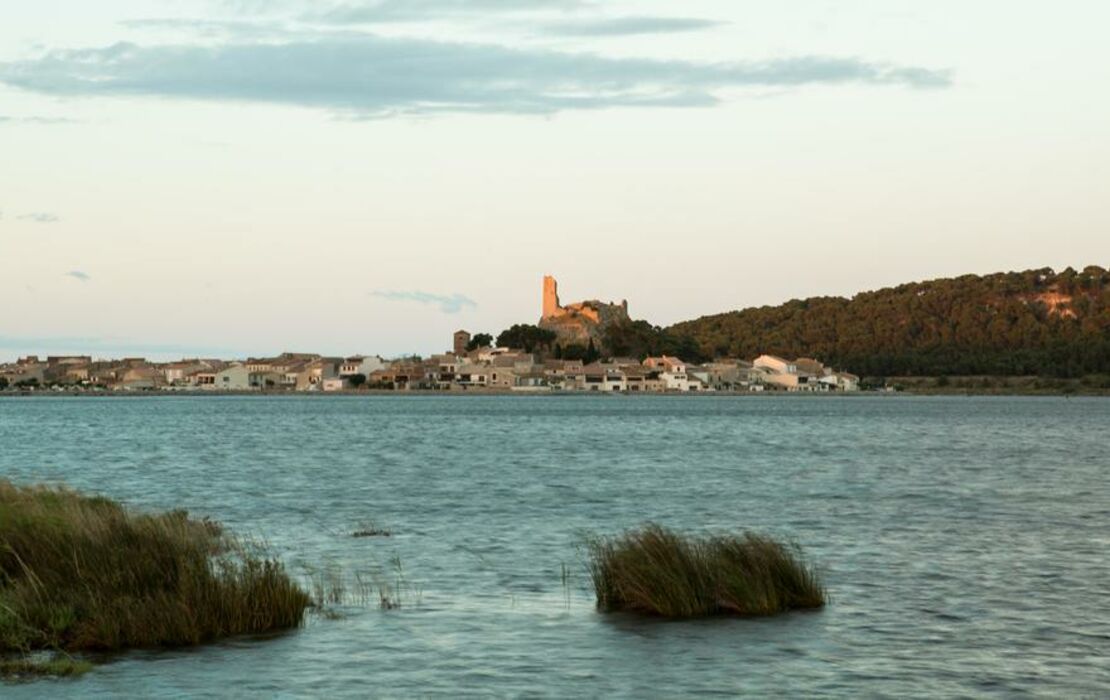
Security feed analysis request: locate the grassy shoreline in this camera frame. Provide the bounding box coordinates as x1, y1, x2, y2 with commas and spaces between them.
880, 375, 1110, 395
0, 482, 311, 679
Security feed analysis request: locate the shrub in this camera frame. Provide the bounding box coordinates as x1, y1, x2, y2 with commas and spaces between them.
587, 524, 825, 618
0, 481, 310, 653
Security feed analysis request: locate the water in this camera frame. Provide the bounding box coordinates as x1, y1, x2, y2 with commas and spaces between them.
1, 395, 1108, 697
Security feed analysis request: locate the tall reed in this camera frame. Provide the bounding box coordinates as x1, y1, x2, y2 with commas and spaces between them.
0, 481, 310, 653
587, 524, 825, 618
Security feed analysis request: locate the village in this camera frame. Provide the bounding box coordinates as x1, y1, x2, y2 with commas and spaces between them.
0, 277, 860, 394
0, 335, 856, 394
0, 347, 859, 394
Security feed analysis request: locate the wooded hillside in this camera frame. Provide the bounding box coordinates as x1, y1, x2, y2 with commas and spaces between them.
668, 266, 1110, 377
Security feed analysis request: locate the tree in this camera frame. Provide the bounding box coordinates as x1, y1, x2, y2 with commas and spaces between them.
604, 319, 661, 359
668, 265, 1110, 376
466, 333, 493, 351
496, 324, 557, 353
0, 377, 8, 390
348, 373, 367, 389
560, 344, 589, 362
585, 338, 600, 364
560, 339, 602, 364
604, 319, 709, 363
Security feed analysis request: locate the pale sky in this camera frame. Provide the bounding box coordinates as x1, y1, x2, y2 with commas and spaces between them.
2, 1, 1108, 360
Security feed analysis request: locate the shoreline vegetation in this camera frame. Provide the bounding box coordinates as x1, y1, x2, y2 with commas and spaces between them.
587, 525, 825, 618
0, 482, 311, 679
877, 375, 1110, 395
0, 482, 833, 683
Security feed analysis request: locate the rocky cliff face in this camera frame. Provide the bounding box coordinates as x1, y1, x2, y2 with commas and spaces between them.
540, 300, 630, 348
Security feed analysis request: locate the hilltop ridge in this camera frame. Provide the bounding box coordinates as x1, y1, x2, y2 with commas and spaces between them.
668, 266, 1110, 377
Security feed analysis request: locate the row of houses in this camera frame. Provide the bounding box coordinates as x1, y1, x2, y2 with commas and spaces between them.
371, 352, 858, 392
0, 348, 858, 393
0, 353, 391, 392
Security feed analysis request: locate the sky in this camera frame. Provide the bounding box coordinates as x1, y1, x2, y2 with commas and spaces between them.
2, 0, 1108, 360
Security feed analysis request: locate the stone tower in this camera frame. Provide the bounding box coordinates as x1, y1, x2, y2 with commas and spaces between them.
538, 275, 631, 349
542, 275, 562, 319
453, 330, 471, 356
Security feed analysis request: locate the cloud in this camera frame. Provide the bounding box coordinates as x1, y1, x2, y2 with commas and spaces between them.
538, 16, 724, 37
18, 212, 60, 223
307, 0, 586, 24
372, 290, 477, 313
0, 116, 76, 125
120, 18, 291, 39
0, 334, 236, 357
65, 270, 90, 282
153, 3, 712, 37
0, 38, 951, 117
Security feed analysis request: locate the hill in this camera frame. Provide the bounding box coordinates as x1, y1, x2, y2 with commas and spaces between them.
668, 266, 1110, 377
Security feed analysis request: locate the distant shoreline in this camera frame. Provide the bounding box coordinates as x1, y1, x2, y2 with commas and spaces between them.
2, 387, 1108, 398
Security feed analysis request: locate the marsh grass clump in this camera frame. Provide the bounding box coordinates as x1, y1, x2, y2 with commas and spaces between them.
0, 481, 311, 656
302, 555, 420, 613
587, 524, 825, 618
351, 523, 392, 538
0, 656, 94, 680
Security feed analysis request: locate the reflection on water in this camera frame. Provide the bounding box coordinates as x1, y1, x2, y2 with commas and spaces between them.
1, 395, 1108, 697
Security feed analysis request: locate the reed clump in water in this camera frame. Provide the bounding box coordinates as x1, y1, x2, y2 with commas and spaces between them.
0, 481, 311, 656
0, 656, 94, 680
587, 524, 825, 618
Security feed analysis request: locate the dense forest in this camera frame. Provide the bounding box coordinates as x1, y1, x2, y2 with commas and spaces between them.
603, 320, 709, 363
667, 266, 1110, 377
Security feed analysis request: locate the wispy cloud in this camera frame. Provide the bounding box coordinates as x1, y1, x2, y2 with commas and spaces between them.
0, 38, 950, 118
2, 116, 77, 125
143, 4, 718, 38
65, 270, 90, 282
120, 17, 290, 39
307, 0, 586, 24
538, 16, 724, 37
18, 212, 60, 223
0, 334, 235, 358
372, 290, 477, 313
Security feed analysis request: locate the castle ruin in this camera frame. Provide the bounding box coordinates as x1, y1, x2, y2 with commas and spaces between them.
539, 275, 629, 348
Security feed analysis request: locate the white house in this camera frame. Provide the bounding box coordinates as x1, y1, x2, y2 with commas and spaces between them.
763, 371, 819, 392
340, 355, 386, 378
753, 355, 797, 375
215, 366, 252, 390
820, 372, 860, 392
321, 376, 348, 392
476, 347, 515, 362
214, 365, 282, 390
456, 363, 490, 388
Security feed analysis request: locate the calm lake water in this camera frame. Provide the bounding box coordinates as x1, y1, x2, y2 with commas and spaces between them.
1, 395, 1108, 697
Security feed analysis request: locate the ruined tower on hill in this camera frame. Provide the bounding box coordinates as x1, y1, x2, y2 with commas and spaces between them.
539, 275, 630, 348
